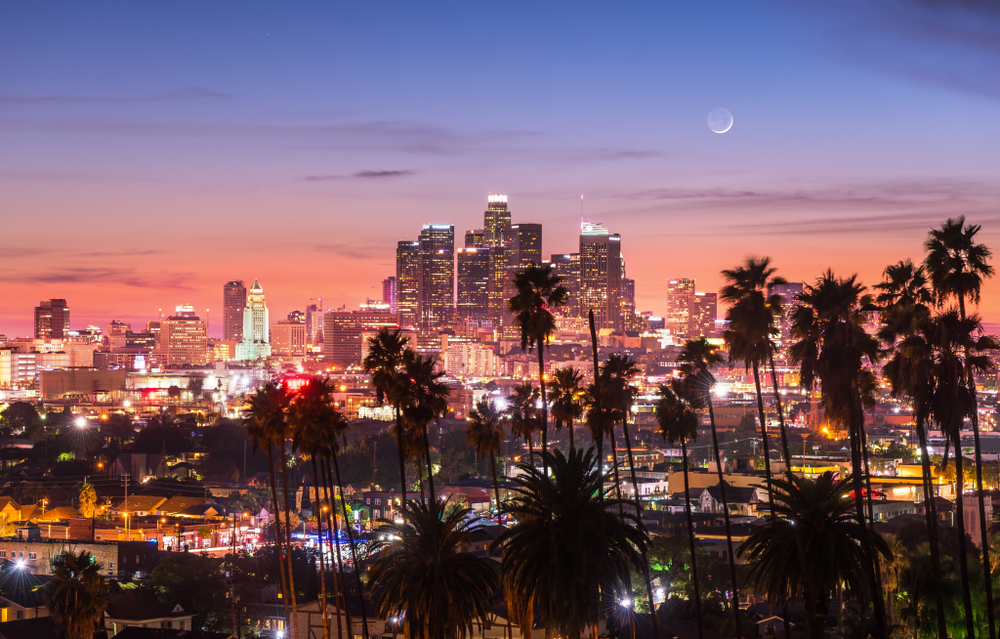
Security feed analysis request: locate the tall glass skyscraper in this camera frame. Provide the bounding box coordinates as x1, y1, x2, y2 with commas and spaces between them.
223, 281, 246, 342
579, 221, 622, 331
418, 224, 455, 329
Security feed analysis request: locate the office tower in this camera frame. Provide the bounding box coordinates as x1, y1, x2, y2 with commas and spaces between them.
665, 278, 696, 336
484, 193, 510, 246
465, 229, 485, 248
236, 280, 272, 361
305, 303, 323, 344
272, 320, 307, 357
509, 223, 542, 267
323, 308, 399, 365
417, 224, 455, 329
770, 282, 804, 356
382, 276, 398, 314
155, 305, 208, 368
690, 292, 718, 338
287, 310, 305, 323
34, 299, 70, 339
622, 278, 636, 308
579, 221, 623, 331
223, 281, 247, 342
457, 247, 491, 320
550, 253, 581, 316
396, 240, 420, 327
108, 320, 131, 351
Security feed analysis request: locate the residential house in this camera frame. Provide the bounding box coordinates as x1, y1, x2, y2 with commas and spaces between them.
105, 592, 196, 638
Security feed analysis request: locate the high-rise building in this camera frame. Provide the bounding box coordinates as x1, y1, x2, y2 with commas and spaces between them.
382, 276, 398, 314
323, 308, 399, 365
457, 247, 491, 321
396, 240, 420, 327
235, 280, 271, 361
107, 320, 131, 350
550, 253, 581, 316
484, 194, 510, 246
223, 281, 247, 342
690, 292, 718, 338
622, 278, 636, 308
770, 282, 804, 357
272, 320, 307, 357
305, 303, 323, 345
287, 310, 305, 323
417, 224, 455, 329
665, 278, 696, 336
155, 305, 208, 368
579, 221, 622, 331
464, 229, 485, 248
498, 223, 544, 338
34, 299, 69, 339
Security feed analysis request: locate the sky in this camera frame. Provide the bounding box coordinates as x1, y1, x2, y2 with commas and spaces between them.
2, 1, 1000, 337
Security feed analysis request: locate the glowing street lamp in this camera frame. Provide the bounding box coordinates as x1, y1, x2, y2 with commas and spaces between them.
74, 416, 87, 428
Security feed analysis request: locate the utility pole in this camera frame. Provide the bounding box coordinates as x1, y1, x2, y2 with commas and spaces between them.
121, 474, 130, 540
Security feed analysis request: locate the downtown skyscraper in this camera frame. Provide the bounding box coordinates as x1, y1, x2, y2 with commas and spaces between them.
34, 299, 70, 339
223, 280, 247, 342
579, 221, 622, 331
417, 224, 455, 329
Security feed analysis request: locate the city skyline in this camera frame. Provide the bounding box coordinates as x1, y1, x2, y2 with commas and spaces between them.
3, 2, 999, 336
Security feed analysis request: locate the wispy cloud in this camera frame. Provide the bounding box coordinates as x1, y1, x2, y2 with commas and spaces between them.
0, 87, 231, 106
308, 242, 383, 260
0, 267, 195, 289
75, 249, 169, 258
305, 170, 415, 181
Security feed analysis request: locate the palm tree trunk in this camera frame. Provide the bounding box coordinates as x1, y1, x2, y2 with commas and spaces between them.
394, 406, 407, 522
954, 431, 977, 639
278, 443, 299, 638
331, 452, 370, 639
321, 458, 348, 639
589, 309, 603, 500
766, 352, 792, 468
416, 455, 425, 502
490, 454, 516, 639
707, 401, 742, 639
622, 417, 660, 639
526, 433, 535, 468
849, 404, 885, 639
537, 346, 549, 471
916, 412, 948, 639
421, 424, 436, 503
568, 417, 574, 453
751, 361, 774, 492
311, 458, 330, 639
266, 448, 292, 629
680, 437, 704, 639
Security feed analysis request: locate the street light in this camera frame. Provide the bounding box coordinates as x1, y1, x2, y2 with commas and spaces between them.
74, 417, 87, 428
619, 598, 636, 639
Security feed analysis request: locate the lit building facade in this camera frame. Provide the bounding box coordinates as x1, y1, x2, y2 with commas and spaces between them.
382, 276, 397, 314
223, 281, 247, 342
418, 224, 455, 329
323, 309, 399, 366
550, 253, 581, 317
396, 240, 420, 328
457, 247, 491, 321
579, 221, 622, 331
235, 280, 271, 361
665, 278, 696, 336
690, 292, 718, 338
272, 320, 307, 357
156, 305, 209, 368
34, 299, 70, 339
464, 228, 485, 248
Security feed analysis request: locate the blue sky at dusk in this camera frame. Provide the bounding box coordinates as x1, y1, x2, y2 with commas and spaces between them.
2, 1, 999, 336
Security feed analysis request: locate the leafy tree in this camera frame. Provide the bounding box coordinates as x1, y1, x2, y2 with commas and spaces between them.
0, 402, 42, 440
79, 482, 97, 519
133, 420, 190, 454
149, 552, 228, 630
45, 550, 108, 639
187, 376, 205, 402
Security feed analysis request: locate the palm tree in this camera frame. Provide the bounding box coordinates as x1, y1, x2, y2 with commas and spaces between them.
655, 383, 703, 639
925, 216, 997, 639
601, 354, 641, 503
507, 382, 540, 467
363, 328, 411, 513
45, 550, 108, 639
395, 350, 450, 503
492, 448, 648, 639
880, 283, 948, 639
789, 270, 888, 639
509, 262, 569, 463
244, 382, 296, 632
368, 499, 499, 639
720, 256, 791, 475
549, 367, 586, 452
466, 399, 507, 523
739, 472, 892, 639
676, 338, 741, 639
916, 310, 996, 638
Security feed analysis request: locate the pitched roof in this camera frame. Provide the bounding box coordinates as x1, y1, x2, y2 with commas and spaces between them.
106, 592, 189, 621
703, 481, 757, 504
112, 628, 233, 639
